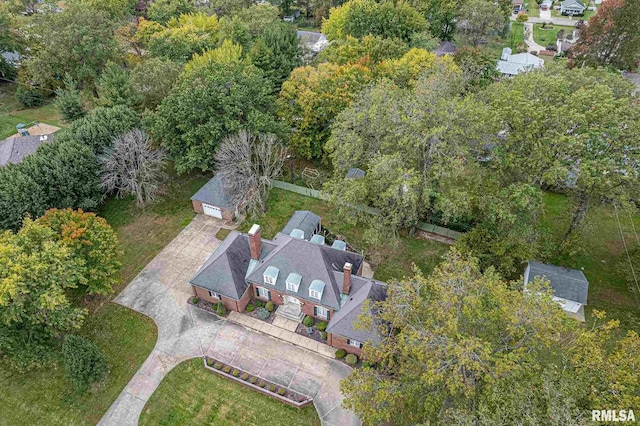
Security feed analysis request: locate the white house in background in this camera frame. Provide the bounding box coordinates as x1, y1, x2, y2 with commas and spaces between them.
561, 0, 587, 15
524, 261, 589, 321
496, 48, 545, 77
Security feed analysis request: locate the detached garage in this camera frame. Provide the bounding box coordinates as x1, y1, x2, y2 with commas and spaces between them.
191, 174, 234, 221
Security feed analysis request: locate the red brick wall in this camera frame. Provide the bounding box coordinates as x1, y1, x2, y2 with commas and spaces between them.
250, 284, 334, 320
193, 285, 251, 312
192, 200, 204, 214
328, 333, 362, 356
191, 200, 234, 221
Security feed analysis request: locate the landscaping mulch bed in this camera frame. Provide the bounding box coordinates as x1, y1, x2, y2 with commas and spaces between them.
204, 356, 312, 407
295, 323, 328, 344
242, 299, 276, 324
188, 296, 228, 317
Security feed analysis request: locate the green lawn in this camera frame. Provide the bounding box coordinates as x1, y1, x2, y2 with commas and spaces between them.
140, 359, 320, 426
0, 83, 65, 139
0, 168, 211, 425
238, 188, 450, 283
509, 22, 525, 50
541, 192, 640, 330
532, 24, 575, 47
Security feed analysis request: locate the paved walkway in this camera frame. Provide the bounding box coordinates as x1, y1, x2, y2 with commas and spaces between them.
524, 22, 546, 52
228, 311, 336, 358
99, 215, 360, 426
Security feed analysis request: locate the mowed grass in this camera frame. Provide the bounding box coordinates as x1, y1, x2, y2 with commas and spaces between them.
532, 24, 575, 47
541, 192, 640, 330
0, 304, 156, 426
140, 359, 320, 426
0, 83, 65, 139
238, 188, 450, 283
0, 168, 211, 425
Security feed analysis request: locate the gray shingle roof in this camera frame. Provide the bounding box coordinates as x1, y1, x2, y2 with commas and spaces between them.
525, 261, 589, 305
345, 168, 366, 179
326, 277, 387, 343
281, 211, 321, 240
246, 232, 364, 309
0, 133, 54, 167
434, 40, 457, 57
190, 231, 276, 299
190, 174, 232, 208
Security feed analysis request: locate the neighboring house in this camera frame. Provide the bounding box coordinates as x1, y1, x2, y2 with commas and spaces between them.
512, 0, 524, 12
190, 211, 388, 355
556, 40, 576, 55
345, 168, 366, 179
0, 133, 54, 167
297, 30, 328, 53
540, 0, 553, 10
191, 174, 235, 221
496, 48, 544, 77
523, 261, 589, 321
561, 0, 586, 15
434, 40, 457, 57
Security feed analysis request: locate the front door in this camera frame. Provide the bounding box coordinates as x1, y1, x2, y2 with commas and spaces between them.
281, 295, 302, 318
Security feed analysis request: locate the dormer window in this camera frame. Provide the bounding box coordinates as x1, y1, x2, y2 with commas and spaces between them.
286, 272, 302, 292
309, 279, 325, 300
263, 266, 279, 285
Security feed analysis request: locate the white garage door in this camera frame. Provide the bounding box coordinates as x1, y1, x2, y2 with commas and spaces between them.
202, 204, 223, 219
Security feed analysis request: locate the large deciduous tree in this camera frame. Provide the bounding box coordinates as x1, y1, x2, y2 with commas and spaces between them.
95, 62, 138, 108
342, 249, 640, 424
570, 0, 640, 71
147, 0, 195, 24
100, 129, 168, 207
409, 0, 459, 40
322, 0, 428, 41
249, 20, 301, 89
214, 131, 286, 217
21, 4, 122, 91
457, 0, 507, 47
152, 41, 282, 172
129, 57, 182, 110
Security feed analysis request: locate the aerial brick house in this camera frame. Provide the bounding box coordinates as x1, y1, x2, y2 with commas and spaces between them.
190, 211, 387, 355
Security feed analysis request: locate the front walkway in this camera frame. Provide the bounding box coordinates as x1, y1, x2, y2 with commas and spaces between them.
524, 22, 546, 52
228, 311, 336, 358
99, 215, 360, 426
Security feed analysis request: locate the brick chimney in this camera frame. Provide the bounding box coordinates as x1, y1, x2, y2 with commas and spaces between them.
248, 224, 261, 260
343, 262, 352, 295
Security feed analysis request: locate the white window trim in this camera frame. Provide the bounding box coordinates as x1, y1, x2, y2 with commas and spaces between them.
264, 274, 276, 285
347, 339, 362, 348
256, 286, 270, 299
208, 290, 221, 300
286, 281, 300, 292
315, 305, 329, 319
309, 289, 322, 300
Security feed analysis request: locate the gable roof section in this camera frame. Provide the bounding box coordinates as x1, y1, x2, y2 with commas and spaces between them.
190, 231, 276, 299
434, 40, 457, 57
525, 261, 589, 305
281, 211, 321, 240
345, 168, 366, 179
0, 133, 54, 166
561, 0, 586, 8
246, 232, 364, 309
326, 277, 387, 344
190, 174, 232, 208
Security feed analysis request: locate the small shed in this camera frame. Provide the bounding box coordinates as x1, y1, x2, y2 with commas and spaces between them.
524, 261, 589, 321
434, 41, 458, 57
0, 133, 54, 167
345, 168, 366, 179
191, 174, 234, 220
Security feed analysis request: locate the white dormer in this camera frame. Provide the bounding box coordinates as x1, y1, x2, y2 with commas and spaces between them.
286, 272, 302, 292
309, 279, 325, 300
263, 266, 279, 285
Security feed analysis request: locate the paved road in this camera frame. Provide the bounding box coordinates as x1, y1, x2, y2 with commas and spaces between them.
99, 215, 360, 426
511, 14, 583, 27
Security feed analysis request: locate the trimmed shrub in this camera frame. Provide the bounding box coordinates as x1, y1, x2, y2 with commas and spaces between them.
335, 349, 346, 359
254, 300, 264, 308
232, 369, 240, 377
317, 321, 328, 331
250, 376, 258, 384
268, 384, 276, 392
265, 301, 274, 312
259, 380, 266, 388
223, 365, 231, 373
362, 361, 372, 368
214, 362, 222, 370
303, 315, 314, 327
216, 302, 227, 316
192, 297, 199, 304
277, 387, 286, 396
16, 86, 45, 108
345, 354, 358, 365
61, 335, 107, 391
256, 307, 270, 320
206, 358, 214, 366
320, 331, 327, 340
246, 304, 255, 312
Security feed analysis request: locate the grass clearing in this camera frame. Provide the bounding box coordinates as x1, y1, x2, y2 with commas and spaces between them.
0, 83, 65, 139
532, 24, 575, 47
238, 188, 450, 283
140, 359, 320, 426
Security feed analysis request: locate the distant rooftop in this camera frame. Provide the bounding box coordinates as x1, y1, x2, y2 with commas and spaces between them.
0, 133, 55, 166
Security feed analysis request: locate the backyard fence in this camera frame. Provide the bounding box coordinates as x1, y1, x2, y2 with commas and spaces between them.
270, 180, 463, 240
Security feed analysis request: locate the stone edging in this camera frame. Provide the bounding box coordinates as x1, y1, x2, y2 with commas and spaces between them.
202, 357, 313, 408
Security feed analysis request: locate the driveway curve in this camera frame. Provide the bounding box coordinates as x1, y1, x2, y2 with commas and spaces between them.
98, 215, 360, 426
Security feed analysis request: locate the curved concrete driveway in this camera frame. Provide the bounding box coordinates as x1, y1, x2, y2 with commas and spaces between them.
99, 215, 360, 426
